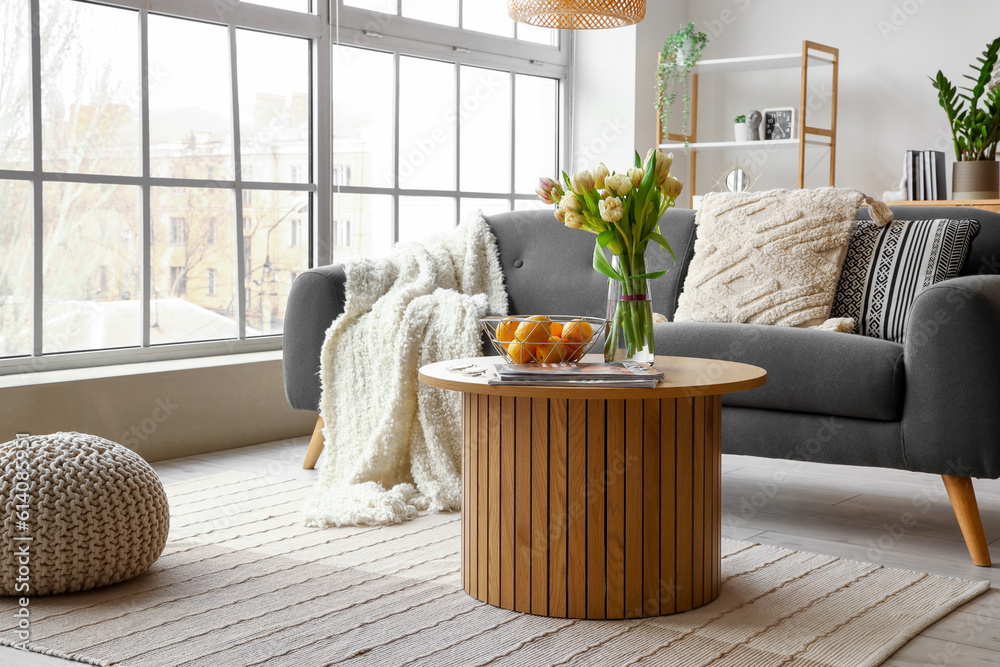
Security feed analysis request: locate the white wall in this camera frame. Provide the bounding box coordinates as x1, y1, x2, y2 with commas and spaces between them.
570, 3, 687, 177
570, 26, 638, 172
572, 0, 1000, 201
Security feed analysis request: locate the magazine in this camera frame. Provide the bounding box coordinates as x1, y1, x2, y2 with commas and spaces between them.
488, 360, 663, 387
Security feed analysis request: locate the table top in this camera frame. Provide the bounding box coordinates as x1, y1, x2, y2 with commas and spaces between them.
419, 355, 767, 399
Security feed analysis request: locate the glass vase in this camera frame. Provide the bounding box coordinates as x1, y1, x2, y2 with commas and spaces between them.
604, 254, 655, 363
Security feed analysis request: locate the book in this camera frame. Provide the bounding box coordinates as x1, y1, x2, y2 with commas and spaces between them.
906, 150, 915, 200
488, 360, 664, 388
930, 150, 947, 199
917, 152, 925, 200
927, 150, 937, 200
924, 150, 934, 200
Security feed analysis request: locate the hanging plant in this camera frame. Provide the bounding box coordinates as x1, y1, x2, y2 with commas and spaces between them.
656, 23, 709, 146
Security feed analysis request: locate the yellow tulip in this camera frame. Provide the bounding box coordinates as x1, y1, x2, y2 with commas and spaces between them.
599, 196, 623, 223
594, 163, 610, 189
570, 170, 595, 192
604, 174, 632, 197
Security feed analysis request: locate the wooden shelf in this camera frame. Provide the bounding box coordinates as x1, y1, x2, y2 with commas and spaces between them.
693, 52, 834, 75
886, 199, 1000, 214
656, 41, 839, 207
658, 138, 830, 151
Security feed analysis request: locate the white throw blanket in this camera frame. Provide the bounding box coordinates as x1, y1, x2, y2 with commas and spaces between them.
303, 213, 507, 527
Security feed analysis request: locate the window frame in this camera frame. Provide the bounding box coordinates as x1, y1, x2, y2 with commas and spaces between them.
0, 0, 570, 375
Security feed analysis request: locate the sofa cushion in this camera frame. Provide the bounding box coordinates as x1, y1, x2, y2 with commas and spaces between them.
832, 217, 980, 342
674, 189, 869, 328
654, 321, 905, 421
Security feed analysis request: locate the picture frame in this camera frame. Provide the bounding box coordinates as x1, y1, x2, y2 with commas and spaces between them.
761, 107, 796, 141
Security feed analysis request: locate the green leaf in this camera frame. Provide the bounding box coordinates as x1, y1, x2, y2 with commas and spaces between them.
647, 232, 677, 264
634, 150, 641, 169
597, 230, 616, 248
593, 243, 623, 282
632, 269, 669, 280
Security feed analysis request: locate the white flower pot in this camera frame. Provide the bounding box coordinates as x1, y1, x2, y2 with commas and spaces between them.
734, 123, 755, 142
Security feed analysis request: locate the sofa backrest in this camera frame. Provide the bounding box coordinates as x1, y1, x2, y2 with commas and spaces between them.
486, 205, 1000, 320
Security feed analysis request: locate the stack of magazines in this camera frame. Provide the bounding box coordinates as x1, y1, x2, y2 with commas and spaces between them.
488, 360, 663, 388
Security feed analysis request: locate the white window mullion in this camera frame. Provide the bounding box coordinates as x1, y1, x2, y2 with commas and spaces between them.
29, 0, 43, 358
228, 25, 247, 341
139, 9, 152, 348
454, 60, 461, 229
392, 50, 401, 245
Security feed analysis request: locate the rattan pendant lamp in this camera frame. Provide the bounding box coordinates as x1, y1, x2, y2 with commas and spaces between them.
507, 0, 646, 30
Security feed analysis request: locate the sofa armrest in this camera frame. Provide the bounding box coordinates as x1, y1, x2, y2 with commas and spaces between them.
903, 274, 1000, 477
282, 265, 347, 411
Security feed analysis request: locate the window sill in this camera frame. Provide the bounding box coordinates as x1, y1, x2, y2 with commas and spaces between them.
0, 349, 284, 390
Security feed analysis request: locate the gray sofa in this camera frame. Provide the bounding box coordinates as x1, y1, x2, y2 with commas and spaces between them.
283, 205, 1000, 566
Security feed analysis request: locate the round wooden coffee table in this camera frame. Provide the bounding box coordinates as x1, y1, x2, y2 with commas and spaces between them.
419, 355, 766, 620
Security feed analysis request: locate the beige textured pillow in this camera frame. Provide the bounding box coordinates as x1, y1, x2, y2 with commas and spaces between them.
673, 188, 890, 329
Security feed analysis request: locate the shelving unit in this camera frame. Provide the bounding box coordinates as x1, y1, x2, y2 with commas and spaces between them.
656, 41, 839, 207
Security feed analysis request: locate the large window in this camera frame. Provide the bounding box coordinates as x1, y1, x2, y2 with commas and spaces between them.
0, 0, 568, 371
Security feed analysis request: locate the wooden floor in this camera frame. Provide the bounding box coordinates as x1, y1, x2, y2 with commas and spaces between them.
5, 437, 1000, 665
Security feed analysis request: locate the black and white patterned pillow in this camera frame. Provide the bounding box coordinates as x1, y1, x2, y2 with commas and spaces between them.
831, 218, 979, 342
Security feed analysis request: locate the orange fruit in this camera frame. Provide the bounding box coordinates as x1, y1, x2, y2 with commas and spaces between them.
561, 319, 594, 361
537, 335, 570, 363
506, 342, 535, 364
562, 319, 594, 343
550, 322, 563, 338
514, 315, 550, 344
495, 318, 518, 349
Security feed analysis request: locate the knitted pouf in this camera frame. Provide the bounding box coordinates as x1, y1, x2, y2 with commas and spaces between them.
0, 432, 170, 595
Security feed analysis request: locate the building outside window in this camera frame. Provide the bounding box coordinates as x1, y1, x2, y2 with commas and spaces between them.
207, 268, 217, 297
169, 217, 186, 244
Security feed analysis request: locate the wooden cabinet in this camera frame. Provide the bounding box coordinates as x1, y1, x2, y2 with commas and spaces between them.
657, 41, 839, 208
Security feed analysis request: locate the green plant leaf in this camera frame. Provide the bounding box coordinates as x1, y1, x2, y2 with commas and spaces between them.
593, 243, 623, 282
597, 229, 616, 248
647, 232, 677, 264
632, 270, 669, 280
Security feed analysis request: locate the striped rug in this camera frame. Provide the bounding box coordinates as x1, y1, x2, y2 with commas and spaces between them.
0, 471, 988, 666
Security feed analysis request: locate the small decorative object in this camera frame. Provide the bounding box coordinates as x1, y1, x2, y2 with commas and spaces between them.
883, 153, 910, 201
0, 432, 169, 595
746, 110, 762, 140
507, 0, 646, 30
657, 23, 710, 144
710, 161, 760, 194
930, 37, 1000, 199
762, 107, 796, 140
481, 315, 606, 363
733, 114, 754, 142
536, 149, 683, 362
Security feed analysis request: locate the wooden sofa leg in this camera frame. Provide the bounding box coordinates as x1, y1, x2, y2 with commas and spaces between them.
942, 475, 992, 567
302, 415, 325, 470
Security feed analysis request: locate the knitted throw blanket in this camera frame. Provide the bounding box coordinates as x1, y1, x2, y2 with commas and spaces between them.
673, 188, 892, 331
303, 213, 507, 527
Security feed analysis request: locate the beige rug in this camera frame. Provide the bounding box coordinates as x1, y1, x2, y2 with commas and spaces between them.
0, 471, 988, 667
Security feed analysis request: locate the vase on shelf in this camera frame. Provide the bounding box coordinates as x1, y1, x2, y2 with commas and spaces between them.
604, 255, 655, 363
952, 160, 1000, 200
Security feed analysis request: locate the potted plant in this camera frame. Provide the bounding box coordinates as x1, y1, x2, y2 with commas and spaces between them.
930, 36, 1000, 199
657, 23, 709, 145
733, 114, 755, 142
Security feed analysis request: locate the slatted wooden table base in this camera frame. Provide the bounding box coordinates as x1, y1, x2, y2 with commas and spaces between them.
422, 355, 766, 620
462, 393, 721, 619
